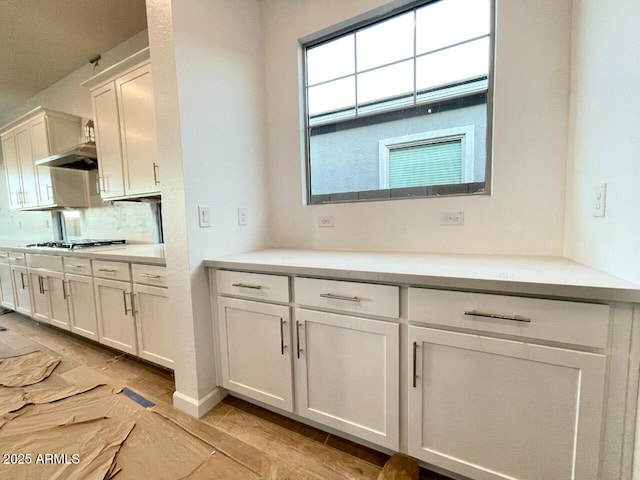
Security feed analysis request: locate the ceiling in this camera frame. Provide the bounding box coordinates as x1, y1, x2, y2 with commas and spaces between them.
0, 0, 147, 124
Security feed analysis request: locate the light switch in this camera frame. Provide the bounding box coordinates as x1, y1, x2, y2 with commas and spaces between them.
593, 184, 606, 217
198, 205, 211, 227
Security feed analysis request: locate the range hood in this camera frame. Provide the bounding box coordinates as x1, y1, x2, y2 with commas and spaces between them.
35, 142, 98, 170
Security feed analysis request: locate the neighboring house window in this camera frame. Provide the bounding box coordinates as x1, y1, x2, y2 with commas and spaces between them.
302, 0, 493, 204
379, 126, 474, 189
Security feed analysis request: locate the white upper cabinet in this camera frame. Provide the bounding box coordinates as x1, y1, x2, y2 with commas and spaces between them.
83, 48, 160, 200
0, 107, 89, 210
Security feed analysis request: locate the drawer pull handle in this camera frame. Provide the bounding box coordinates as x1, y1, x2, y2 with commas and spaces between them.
319, 293, 361, 303
20, 271, 27, 289
98, 268, 118, 273
62, 281, 69, 299
231, 283, 262, 290
66, 264, 82, 269
296, 321, 303, 359
123, 291, 130, 314
464, 310, 531, 323
412, 341, 418, 388
139, 273, 162, 279
280, 318, 285, 355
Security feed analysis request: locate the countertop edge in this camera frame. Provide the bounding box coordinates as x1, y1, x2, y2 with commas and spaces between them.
204, 258, 640, 304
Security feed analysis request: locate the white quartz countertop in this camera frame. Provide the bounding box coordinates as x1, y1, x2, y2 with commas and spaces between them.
205, 248, 640, 303
0, 242, 165, 265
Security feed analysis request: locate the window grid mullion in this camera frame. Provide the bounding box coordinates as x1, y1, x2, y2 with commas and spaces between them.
353, 34, 359, 117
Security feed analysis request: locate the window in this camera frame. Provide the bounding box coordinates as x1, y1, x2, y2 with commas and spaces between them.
303, 0, 493, 203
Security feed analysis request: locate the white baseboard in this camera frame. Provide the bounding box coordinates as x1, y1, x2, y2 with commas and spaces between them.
172, 387, 227, 418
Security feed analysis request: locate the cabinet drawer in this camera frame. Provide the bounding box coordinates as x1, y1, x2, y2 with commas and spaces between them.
0, 250, 8, 264
9, 252, 26, 266
92, 260, 131, 281
63, 257, 92, 275
217, 270, 289, 303
132, 264, 167, 287
295, 277, 399, 318
408, 288, 610, 348
27, 254, 63, 271
9, 252, 27, 267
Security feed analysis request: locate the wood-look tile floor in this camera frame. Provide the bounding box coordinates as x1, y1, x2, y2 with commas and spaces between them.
0, 311, 452, 480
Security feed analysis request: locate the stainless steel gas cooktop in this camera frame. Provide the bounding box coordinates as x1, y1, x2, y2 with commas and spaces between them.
25, 239, 126, 250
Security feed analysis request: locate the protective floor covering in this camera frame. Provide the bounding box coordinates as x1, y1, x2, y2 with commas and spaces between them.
0, 352, 272, 479
0, 350, 60, 387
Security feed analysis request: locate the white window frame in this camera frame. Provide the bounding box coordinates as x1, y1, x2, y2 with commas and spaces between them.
378, 125, 475, 189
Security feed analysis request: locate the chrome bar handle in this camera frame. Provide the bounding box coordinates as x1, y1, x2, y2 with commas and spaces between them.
153, 162, 160, 185
139, 273, 161, 279
280, 318, 285, 355
131, 292, 137, 317
412, 341, 418, 388
319, 293, 361, 303
20, 271, 26, 289
231, 283, 262, 290
38, 275, 44, 294
41, 275, 47, 293
66, 264, 81, 269
123, 290, 130, 314
98, 268, 118, 273
296, 321, 303, 359
464, 310, 531, 323
62, 280, 69, 300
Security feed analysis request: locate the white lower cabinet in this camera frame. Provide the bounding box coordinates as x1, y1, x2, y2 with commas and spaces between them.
0, 254, 16, 310
94, 277, 137, 355
132, 283, 173, 369
11, 266, 31, 316
217, 296, 293, 411
66, 273, 99, 341
408, 326, 606, 480
295, 308, 399, 450
29, 270, 71, 330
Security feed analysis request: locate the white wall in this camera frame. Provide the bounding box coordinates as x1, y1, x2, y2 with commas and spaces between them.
563, 0, 640, 284
263, 0, 572, 256
146, 0, 269, 415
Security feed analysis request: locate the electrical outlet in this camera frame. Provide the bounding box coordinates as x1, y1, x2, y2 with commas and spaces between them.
237, 207, 248, 226
593, 184, 606, 217
440, 211, 464, 226
317, 215, 335, 227
198, 206, 211, 227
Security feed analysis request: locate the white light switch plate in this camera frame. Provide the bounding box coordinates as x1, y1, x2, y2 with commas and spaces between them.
198, 205, 211, 227
593, 184, 606, 217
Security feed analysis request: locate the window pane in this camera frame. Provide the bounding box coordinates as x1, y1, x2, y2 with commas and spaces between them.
307, 35, 355, 85
356, 12, 414, 71
357, 60, 413, 106
416, 0, 490, 54
308, 76, 356, 117
389, 141, 462, 188
416, 37, 489, 91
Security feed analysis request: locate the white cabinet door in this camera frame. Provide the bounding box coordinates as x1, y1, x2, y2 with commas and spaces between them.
47, 271, 71, 330
116, 63, 160, 197
408, 326, 606, 480
295, 308, 399, 450
132, 284, 173, 369
30, 116, 54, 207
14, 126, 38, 208
11, 266, 31, 316
91, 82, 125, 199
2, 134, 23, 209
29, 271, 50, 323
0, 262, 15, 310
94, 277, 137, 354
66, 273, 98, 341
218, 297, 293, 411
